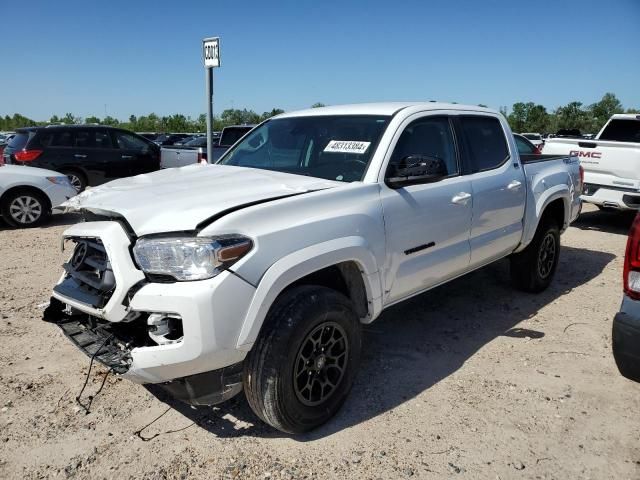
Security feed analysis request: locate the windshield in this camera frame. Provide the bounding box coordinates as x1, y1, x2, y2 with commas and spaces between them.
218, 115, 390, 182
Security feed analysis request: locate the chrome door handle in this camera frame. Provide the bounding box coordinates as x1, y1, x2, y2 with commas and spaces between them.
507, 180, 522, 190
121, 155, 133, 159
74, 154, 87, 159
451, 192, 472, 205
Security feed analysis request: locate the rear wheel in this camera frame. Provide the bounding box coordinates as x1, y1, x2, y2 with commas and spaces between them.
243, 285, 362, 434
1, 190, 50, 228
510, 219, 560, 292
61, 170, 87, 193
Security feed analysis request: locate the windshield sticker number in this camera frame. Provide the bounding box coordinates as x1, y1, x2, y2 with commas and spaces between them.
324, 140, 371, 154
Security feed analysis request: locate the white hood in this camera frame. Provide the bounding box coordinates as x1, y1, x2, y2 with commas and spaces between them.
62, 164, 342, 236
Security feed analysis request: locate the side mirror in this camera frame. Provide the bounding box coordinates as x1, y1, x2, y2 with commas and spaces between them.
385, 155, 448, 189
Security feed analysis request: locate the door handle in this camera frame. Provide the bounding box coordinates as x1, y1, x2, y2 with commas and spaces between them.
74, 154, 87, 159
507, 180, 522, 190
121, 155, 133, 159
451, 192, 472, 205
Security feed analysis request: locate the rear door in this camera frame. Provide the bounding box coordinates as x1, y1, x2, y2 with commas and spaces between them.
457, 115, 526, 267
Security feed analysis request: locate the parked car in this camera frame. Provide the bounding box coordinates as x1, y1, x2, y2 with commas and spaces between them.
160, 126, 250, 168
520, 132, 544, 147
543, 114, 640, 210
138, 132, 160, 142
44, 102, 581, 433
514, 133, 542, 155
613, 213, 640, 382
154, 133, 191, 146
0, 164, 76, 227
2, 125, 161, 192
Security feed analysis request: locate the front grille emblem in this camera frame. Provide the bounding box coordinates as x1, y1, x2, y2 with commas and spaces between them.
71, 242, 88, 270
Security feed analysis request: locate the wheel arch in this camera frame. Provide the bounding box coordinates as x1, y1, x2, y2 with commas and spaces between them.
518, 187, 569, 252
0, 185, 52, 211
234, 236, 383, 351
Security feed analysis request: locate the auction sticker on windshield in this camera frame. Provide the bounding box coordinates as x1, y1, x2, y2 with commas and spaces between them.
324, 140, 371, 154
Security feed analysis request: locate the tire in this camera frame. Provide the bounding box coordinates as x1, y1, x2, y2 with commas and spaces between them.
510, 219, 560, 293
1, 189, 51, 228
243, 285, 362, 434
61, 170, 87, 193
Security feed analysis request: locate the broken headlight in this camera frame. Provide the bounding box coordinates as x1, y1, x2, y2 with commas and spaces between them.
133, 235, 253, 281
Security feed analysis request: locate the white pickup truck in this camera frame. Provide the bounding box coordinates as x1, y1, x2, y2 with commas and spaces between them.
543, 114, 640, 210
160, 125, 254, 169
44, 103, 581, 433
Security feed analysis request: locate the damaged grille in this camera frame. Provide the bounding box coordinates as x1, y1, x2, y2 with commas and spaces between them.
53, 238, 116, 309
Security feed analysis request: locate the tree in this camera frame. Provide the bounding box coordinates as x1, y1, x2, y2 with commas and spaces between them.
507, 102, 549, 133
588, 93, 623, 132
311, 102, 325, 108
85, 116, 101, 124
555, 101, 590, 131
62, 112, 81, 125
260, 108, 285, 121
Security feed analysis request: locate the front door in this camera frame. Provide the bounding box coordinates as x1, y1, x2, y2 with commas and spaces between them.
380, 114, 472, 305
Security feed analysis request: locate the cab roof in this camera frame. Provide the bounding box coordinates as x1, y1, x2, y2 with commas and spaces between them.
275, 102, 496, 119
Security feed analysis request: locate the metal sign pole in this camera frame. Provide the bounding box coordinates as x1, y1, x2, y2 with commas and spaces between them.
202, 36, 220, 164
206, 67, 214, 163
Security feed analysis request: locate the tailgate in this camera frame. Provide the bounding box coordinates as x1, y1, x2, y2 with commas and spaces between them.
545, 139, 640, 190
160, 147, 198, 169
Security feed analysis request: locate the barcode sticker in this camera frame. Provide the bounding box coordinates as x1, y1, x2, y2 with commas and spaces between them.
323, 140, 371, 154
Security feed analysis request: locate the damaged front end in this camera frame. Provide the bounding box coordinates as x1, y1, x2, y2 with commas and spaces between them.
43, 297, 148, 374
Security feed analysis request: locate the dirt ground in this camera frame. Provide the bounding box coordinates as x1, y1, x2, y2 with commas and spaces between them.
0, 204, 638, 479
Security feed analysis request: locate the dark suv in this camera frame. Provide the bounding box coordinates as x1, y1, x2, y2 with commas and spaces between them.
3, 126, 161, 192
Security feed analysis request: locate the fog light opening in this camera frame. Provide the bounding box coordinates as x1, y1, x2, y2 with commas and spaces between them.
147, 313, 184, 345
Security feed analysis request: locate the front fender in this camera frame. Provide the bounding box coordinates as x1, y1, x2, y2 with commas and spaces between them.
234, 236, 383, 350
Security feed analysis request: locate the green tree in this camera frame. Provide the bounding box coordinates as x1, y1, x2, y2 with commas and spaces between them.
62, 113, 81, 125
588, 92, 623, 132
260, 108, 285, 121
311, 102, 325, 108
555, 101, 590, 131
85, 116, 101, 124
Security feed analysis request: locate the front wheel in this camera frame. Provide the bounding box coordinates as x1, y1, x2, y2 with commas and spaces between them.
510, 220, 560, 293
243, 285, 362, 434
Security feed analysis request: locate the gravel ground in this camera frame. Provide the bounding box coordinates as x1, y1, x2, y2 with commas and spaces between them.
0, 204, 639, 479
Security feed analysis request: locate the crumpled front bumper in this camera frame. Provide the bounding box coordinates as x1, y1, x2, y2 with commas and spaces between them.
47, 220, 256, 386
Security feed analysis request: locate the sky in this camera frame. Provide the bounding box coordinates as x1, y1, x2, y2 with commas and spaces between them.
1, 0, 639, 121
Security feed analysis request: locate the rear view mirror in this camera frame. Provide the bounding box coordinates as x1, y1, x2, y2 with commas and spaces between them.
386, 155, 448, 189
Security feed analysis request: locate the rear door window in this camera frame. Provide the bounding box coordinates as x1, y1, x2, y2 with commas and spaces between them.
459, 116, 509, 172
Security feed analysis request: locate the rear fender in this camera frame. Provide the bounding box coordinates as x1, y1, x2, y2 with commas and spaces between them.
517, 184, 570, 252
234, 236, 383, 351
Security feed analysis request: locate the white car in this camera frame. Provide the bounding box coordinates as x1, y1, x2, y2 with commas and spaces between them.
45, 102, 581, 433
543, 114, 640, 210
0, 165, 77, 227
520, 132, 544, 147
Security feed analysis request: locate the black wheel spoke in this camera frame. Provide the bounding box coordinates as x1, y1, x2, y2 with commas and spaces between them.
293, 321, 349, 406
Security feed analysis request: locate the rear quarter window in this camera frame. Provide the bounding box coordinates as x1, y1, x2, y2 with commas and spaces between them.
7, 132, 31, 150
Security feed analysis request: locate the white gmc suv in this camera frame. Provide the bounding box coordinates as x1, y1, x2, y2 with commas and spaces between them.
44, 103, 582, 433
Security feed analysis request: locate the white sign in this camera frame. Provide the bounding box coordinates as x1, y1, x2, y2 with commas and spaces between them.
323, 140, 371, 154
203, 37, 220, 68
